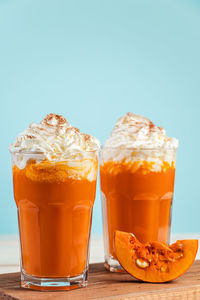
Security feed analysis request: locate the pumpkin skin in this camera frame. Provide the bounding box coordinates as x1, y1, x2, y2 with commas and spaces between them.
114, 230, 198, 283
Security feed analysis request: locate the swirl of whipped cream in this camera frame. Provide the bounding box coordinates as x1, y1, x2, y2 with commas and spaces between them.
104, 112, 178, 149
10, 113, 100, 164
102, 113, 178, 170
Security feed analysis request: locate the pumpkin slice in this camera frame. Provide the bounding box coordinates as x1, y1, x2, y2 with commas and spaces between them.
114, 230, 198, 282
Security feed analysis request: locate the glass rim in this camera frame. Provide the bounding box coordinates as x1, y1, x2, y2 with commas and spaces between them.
9, 148, 100, 155
101, 146, 178, 151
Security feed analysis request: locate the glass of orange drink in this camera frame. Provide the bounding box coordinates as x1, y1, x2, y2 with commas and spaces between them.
10, 114, 100, 290
100, 113, 178, 272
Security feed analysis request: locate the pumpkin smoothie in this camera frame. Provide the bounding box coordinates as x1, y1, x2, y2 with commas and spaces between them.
10, 114, 100, 290
100, 113, 178, 272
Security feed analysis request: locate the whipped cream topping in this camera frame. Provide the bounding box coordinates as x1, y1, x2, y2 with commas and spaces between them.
10, 114, 100, 179
102, 113, 178, 171
104, 112, 178, 149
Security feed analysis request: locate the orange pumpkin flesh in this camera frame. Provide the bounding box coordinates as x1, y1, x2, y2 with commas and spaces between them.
114, 230, 198, 283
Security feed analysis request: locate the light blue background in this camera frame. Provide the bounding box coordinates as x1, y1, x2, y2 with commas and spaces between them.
0, 0, 200, 235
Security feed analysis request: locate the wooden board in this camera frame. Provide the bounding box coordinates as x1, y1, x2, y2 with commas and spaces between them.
0, 261, 200, 300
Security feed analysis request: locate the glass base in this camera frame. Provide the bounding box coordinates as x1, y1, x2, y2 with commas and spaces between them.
21, 268, 88, 291
105, 256, 126, 273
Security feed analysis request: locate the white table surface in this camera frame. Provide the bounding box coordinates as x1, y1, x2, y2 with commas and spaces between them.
0, 234, 199, 274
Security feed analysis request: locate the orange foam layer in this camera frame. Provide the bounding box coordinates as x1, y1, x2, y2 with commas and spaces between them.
13, 158, 98, 182
101, 160, 175, 175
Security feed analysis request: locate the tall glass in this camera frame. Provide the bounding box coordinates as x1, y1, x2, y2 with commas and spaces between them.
100, 147, 177, 272
11, 150, 98, 290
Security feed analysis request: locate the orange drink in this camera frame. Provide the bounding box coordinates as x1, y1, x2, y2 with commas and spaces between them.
100, 113, 178, 272
10, 114, 100, 290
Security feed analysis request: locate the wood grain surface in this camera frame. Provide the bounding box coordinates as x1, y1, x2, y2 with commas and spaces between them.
0, 261, 200, 300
